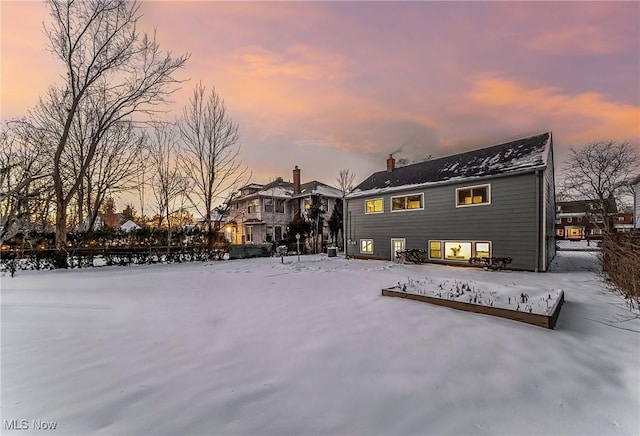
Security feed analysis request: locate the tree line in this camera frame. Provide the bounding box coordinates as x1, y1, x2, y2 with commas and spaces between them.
1, 0, 248, 266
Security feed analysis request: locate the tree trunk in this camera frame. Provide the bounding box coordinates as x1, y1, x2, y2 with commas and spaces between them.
54, 196, 68, 268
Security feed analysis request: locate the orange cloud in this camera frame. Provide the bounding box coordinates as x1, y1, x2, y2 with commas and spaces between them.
469, 77, 640, 144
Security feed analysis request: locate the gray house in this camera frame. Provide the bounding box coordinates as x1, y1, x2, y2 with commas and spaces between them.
344, 132, 556, 271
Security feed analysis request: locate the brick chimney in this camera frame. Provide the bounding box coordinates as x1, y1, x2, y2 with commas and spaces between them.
293, 165, 301, 195
386, 154, 395, 172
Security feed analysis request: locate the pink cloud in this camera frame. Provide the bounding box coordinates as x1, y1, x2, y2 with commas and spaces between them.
525, 26, 630, 55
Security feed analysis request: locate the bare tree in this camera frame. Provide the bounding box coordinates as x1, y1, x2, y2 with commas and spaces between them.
179, 82, 248, 248
0, 123, 52, 242
41, 0, 187, 261
79, 122, 146, 231
561, 140, 639, 232
336, 169, 356, 195
148, 122, 188, 247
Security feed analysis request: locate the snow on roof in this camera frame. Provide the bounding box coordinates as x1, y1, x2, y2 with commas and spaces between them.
120, 220, 141, 232
298, 181, 343, 198
349, 132, 552, 198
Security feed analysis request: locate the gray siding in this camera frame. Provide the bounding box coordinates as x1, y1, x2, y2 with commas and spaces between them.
346, 172, 542, 270
542, 146, 556, 270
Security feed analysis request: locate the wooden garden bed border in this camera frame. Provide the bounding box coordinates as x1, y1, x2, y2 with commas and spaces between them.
382, 287, 564, 329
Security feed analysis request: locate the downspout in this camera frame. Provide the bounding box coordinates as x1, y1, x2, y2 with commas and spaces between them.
535, 169, 541, 272
342, 194, 347, 258
541, 168, 548, 272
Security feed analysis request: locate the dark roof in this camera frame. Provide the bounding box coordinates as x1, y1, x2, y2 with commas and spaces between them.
351, 133, 551, 195
557, 199, 618, 214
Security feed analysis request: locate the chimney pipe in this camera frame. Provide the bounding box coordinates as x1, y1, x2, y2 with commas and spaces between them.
386, 154, 395, 172
293, 165, 301, 195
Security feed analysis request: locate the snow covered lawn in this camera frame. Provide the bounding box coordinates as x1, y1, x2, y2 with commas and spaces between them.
2, 252, 639, 435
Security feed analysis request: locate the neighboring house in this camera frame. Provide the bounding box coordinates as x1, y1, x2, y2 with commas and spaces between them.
345, 132, 556, 272
120, 220, 141, 232
77, 213, 105, 231
226, 166, 343, 247
555, 198, 618, 240
613, 212, 634, 234
632, 175, 640, 229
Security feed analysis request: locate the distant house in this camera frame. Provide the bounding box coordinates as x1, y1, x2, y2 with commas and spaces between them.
225, 166, 343, 247
555, 198, 618, 240
613, 212, 634, 234
345, 132, 556, 271
120, 220, 141, 232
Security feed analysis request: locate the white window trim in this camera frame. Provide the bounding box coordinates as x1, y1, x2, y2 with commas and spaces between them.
364, 198, 384, 214
455, 184, 491, 208
473, 241, 492, 258
360, 239, 374, 254
390, 192, 425, 212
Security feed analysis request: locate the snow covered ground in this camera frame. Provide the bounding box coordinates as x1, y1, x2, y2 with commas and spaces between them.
2, 251, 639, 436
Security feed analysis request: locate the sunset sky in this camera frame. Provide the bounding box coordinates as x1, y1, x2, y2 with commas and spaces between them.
2, 1, 639, 193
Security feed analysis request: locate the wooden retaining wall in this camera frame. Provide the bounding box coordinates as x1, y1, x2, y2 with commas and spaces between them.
382, 288, 564, 329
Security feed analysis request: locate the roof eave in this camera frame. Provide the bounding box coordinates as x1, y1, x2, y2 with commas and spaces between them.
346, 165, 546, 199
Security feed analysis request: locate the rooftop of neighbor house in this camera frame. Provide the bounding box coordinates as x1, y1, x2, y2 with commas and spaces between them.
349, 132, 552, 197
235, 169, 343, 200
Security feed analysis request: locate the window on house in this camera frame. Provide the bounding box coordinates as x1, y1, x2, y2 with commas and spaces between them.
264, 198, 285, 214
567, 228, 582, 238
556, 205, 561, 212
266, 226, 273, 242
360, 239, 373, 254
577, 217, 582, 222
264, 198, 273, 213
557, 229, 564, 237
245, 226, 254, 243
429, 241, 442, 259
617, 216, 624, 222
567, 217, 572, 223
595, 216, 604, 223
456, 185, 490, 207
391, 193, 424, 211
275, 226, 282, 241
444, 242, 472, 261
475, 242, 491, 258
247, 199, 259, 214
556, 218, 561, 224
591, 228, 602, 235
365, 199, 384, 214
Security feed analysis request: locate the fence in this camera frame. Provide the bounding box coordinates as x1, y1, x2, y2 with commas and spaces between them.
0, 244, 228, 276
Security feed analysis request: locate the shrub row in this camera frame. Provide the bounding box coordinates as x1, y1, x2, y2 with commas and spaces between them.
602, 231, 640, 310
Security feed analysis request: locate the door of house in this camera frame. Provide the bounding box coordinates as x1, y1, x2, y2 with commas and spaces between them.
391, 238, 406, 262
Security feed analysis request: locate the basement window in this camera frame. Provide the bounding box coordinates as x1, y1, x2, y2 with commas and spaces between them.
360, 239, 373, 254
429, 241, 442, 259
